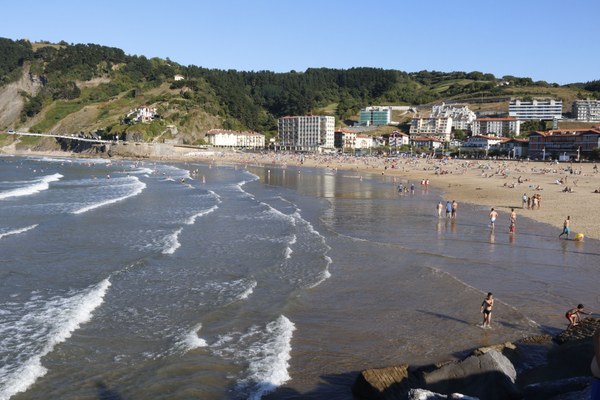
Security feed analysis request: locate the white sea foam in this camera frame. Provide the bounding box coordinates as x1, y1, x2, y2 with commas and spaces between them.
0, 224, 38, 240
0, 279, 111, 400
72, 176, 146, 214
238, 280, 257, 300
0, 173, 63, 200
185, 205, 218, 225
176, 323, 208, 352
162, 228, 183, 254
210, 315, 295, 399
238, 316, 296, 400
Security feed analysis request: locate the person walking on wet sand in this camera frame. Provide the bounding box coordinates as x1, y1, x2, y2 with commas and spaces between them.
437, 201, 444, 218
489, 208, 498, 229
559, 216, 571, 239
565, 304, 592, 329
509, 208, 516, 233
451, 200, 458, 219
480, 292, 494, 328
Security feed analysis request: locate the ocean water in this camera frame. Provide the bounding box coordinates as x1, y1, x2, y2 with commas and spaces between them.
0, 155, 599, 400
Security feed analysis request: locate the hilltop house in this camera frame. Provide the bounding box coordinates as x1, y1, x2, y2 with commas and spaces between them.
126, 106, 157, 123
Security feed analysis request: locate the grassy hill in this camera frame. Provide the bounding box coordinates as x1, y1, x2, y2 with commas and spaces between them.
0, 38, 598, 145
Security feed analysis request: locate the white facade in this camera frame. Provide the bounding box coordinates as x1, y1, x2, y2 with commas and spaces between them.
462, 135, 505, 149
278, 115, 335, 151
509, 99, 563, 120
409, 117, 453, 142
205, 129, 265, 149
126, 106, 157, 123
355, 134, 374, 149
431, 103, 476, 130
471, 118, 521, 137
388, 131, 410, 147
573, 100, 600, 121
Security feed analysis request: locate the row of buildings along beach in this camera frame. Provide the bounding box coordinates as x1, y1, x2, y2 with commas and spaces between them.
205, 98, 600, 161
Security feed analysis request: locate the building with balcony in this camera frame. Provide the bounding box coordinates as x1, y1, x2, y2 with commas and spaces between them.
462, 135, 506, 150
409, 117, 453, 142
528, 128, 600, 160
509, 99, 563, 120
278, 115, 335, 151
431, 103, 476, 130
471, 118, 521, 137
205, 129, 265, 149
499, 138, 529, 158
359, 106, 391, 126
388, 131, 410, 147
410, 136, 443, 150
572, 100, 600, 121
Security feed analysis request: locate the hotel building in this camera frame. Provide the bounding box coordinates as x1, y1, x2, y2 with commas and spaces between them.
409, 117, 453, 142
509, 99, 563, 120
572, 100, 600, 122
278, 115, 335, 151
471, 118, 521, 137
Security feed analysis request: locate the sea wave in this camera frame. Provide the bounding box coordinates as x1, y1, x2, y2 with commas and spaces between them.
210, 315, 295, 400
72, 176, 146, 214
162, 228, 183, 254
0, 224, 38, 240
0, 279, 111, 400
0, 173, 63, 200
185, 205, 218, 225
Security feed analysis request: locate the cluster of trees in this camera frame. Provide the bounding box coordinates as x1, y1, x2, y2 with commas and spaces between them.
0, 37, 594, 135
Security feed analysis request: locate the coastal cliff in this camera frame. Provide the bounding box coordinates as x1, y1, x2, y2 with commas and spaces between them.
353, 318, 600, 399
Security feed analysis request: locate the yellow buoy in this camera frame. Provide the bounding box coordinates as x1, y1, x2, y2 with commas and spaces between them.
575, 233, 585, 241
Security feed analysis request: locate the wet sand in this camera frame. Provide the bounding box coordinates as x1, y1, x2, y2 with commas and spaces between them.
194, 151, 600, 241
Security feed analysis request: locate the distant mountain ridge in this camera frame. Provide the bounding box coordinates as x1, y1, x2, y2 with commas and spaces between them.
0, 37, 598, 144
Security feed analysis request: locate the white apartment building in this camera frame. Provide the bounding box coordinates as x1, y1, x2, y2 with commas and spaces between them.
409, 117, 453, 142
355, 134, 374, 149
278, 115, 335, 151
572, 100, 600, 121
509, 99, 563, 120
471, 118, 521, 137
431, 103, 476, 130
388, 131, 410, 147
205, 129, 265, 149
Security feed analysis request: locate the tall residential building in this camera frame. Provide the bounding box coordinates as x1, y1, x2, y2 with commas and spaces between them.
359, 106, 391, 126
572, 100, 600, 121
471, 118, 521, 137
431, 103, 476, 130
508, 99, 563, 120
278, 115, 335, 151
409, 117, 453, 142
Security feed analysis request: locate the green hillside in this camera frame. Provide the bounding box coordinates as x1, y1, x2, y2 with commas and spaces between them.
0, 37, 599, 144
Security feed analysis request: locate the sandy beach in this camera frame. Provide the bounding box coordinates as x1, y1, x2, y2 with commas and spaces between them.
184, 150, 600, 241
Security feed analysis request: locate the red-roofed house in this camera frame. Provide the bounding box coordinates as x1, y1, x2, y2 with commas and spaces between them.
528, 128, 600, 160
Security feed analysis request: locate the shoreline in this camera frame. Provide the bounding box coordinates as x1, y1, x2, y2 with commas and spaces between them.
4, 146, 600, 240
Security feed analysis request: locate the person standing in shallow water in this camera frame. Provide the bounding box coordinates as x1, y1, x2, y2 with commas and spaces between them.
489, 208, 498, 229
481, 292, 494, 328
451, 200, 458, 219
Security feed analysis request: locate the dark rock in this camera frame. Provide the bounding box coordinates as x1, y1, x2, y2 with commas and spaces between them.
352, 364, 413, 400
421, 350, 520, 400
522, 376, 592, 400
554, 317, 600, 345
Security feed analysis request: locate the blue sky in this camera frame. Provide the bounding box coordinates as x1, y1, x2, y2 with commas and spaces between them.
2, 0, 599, 84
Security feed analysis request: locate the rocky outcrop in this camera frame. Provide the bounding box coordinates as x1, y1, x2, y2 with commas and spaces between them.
353, 318, 600, 400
